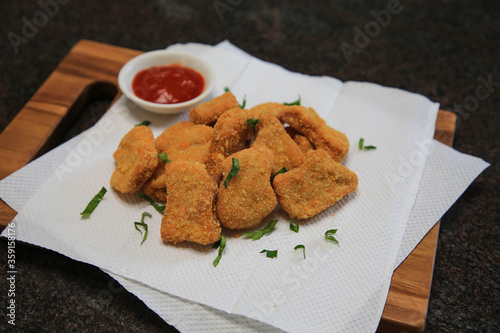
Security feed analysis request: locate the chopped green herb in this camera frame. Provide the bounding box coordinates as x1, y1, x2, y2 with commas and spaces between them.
239, 96, 247, 109
80, 187, 107, 218
135, 121, 151, 127
247, 117, 260, 138
294, 244, 306, 259
224, 86, 230, 92
358, 138, 365, 150
283, 95, 301, 106
212, 239, 221, 248
260, 249, 278, 258
134, 211, 151, 245
289, 220, 299, 233
270, 167, 289, 185
325, 229, 339, 244
138, 193, 165, 214
223, 158, 240, 188
213, 235, 226, 267
158, 152, 171, 164
359, 138, 376, 150
244, 219, 278, 240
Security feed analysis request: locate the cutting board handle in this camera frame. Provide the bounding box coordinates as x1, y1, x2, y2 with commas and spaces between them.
0, 76, 117, 181
0, 40, 141, 227
0, 41, 142, 180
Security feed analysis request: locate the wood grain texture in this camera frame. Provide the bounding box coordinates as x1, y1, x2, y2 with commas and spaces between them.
0, 40, 140, 229
0, 40, 456, 332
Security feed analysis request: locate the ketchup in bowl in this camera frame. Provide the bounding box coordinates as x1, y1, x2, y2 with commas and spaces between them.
132, 64, 205, 104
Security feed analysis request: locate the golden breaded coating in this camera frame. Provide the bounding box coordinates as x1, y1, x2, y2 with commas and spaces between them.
279, 105, 349, 162
154, 121, 195, 151
142, 160, 167, 202
143, 121, 214, 202
110, 126, 158, 194
189, 91, 239, 125
205, 108, 253, 183
155, 121, 213, 163
285, 127, 315, 154
160, 161, 221, 245
250, 102, 287, 119
216, 147, 277, 230
272, 149, 358, 220
251, 112, 304, 174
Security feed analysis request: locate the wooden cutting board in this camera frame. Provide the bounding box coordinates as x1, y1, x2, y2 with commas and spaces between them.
0, 40, 456, 333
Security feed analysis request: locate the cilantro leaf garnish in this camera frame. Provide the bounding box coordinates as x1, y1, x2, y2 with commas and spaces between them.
294, 244, 306, 259
247, 117, 260, 139
135, 121, 151, 127
223, 158, 240, 188
213, 235, 226, 267
80, 187, 107, 218
244, 219, 278, 240
138, 193, 165, 215
270, 167, 289, 185
224, 86, 230, 92
158, 152, 171, 164
283, 95, 301, 106
260, 249, 278, 258
359, 138, 365, 150
289, 220, 299, 233
239, 96, 247, 109
325, 229, 339, 244
359, 138, 376, 150
134, 211, 151, 245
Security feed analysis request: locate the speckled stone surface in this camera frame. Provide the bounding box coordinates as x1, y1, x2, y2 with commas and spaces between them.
0, 1, 498, 332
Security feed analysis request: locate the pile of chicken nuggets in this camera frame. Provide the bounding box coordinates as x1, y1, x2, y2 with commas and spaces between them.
110, 91, 358, 245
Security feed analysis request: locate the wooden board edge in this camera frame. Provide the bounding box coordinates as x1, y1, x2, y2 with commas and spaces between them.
377, 110, 456, 332
0, 40, 141, 230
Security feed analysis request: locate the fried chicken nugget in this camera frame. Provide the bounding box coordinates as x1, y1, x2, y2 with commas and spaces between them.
272, 149, 358, 220
279, 105, 349, 162
251, 112, 304, 174
250, 102, 287, 119
285, 127, 315, 154
189, 91, 239, 125
216, 147, 277, 230
142, 163, 168, 202
110, 125, 158, 194
155, 121, 213, 163
143, 121, 214, 202
205, 108, 253, 183
160, 161, 221, 245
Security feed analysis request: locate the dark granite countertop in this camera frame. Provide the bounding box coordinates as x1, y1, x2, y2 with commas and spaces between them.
0, 1, 498, 332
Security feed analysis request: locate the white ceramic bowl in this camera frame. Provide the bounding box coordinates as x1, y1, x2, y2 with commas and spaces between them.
118, 50, 215, 114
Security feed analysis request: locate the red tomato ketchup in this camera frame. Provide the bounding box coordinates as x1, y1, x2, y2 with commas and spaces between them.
132, 64, 205, 104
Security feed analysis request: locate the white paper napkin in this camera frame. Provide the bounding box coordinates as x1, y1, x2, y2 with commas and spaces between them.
0, 41, 489, 333
395, 139, 489, 267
